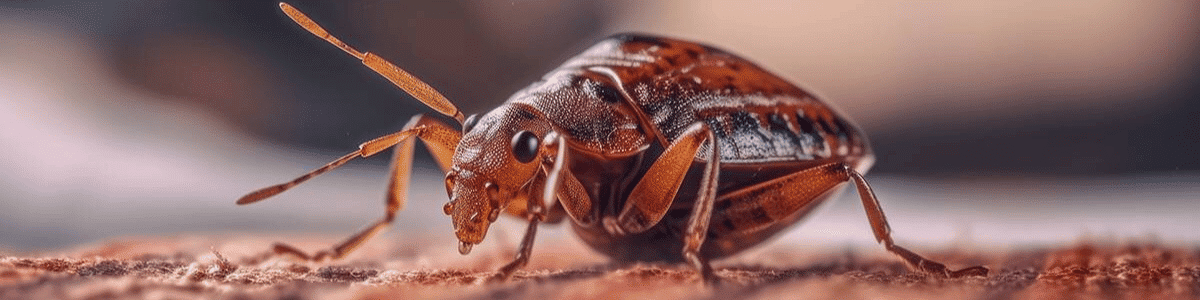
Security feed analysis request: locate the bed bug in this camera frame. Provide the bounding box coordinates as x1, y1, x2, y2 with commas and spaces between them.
238, 2, 989, 283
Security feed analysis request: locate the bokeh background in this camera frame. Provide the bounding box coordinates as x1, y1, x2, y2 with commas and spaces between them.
1, 0, 1198, 258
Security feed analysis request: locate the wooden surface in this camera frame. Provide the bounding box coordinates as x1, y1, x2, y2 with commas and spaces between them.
2, 234, 1199, 300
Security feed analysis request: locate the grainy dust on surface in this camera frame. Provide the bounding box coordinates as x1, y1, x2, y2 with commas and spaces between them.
1, 235, 1199, 300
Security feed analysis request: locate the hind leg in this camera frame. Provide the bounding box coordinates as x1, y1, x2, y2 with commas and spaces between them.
846, 168, 988, 277
707, 162, 987, 278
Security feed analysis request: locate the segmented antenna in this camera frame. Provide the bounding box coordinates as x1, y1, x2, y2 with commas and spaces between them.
279, 2, 465, 124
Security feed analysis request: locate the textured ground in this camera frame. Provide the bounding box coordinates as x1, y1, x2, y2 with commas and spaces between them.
2, 235, 1199, 300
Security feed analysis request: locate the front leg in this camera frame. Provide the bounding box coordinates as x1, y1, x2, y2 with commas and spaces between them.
488, 132, 568, 281
489, 214, 542, 282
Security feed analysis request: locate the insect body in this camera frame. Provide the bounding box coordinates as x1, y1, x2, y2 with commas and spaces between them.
240, 2, 988, 282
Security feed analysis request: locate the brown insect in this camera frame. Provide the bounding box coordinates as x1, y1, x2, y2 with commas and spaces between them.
239, 2, 989, 282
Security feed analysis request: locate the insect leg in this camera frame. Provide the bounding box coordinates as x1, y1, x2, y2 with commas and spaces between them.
708, 162, 850, 239
545, 171, 592, 225
501, 132, 591, 226
706, 162, 987, 277
488, 216, 541, 281
258, 115, 462, 262
682, 126, 720, 284
536, 132, 595, 225
541, 201, 568, 224
488, 133, 568, 281
846, 168, 989, 278
607, 123, 713, 236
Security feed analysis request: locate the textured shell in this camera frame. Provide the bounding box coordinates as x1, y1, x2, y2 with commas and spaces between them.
510, 34, 871, 169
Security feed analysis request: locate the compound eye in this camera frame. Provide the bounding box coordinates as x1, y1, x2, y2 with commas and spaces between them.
510, 130, 539, 163
462, 114, 480, 132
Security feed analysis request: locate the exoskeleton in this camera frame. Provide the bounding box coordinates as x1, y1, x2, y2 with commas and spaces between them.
239, 3, 988, 282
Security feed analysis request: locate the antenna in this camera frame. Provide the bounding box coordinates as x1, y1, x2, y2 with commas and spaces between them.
279, 2, 465, 124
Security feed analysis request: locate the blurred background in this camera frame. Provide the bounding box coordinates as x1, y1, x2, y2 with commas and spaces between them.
1, 0, 1198, 257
